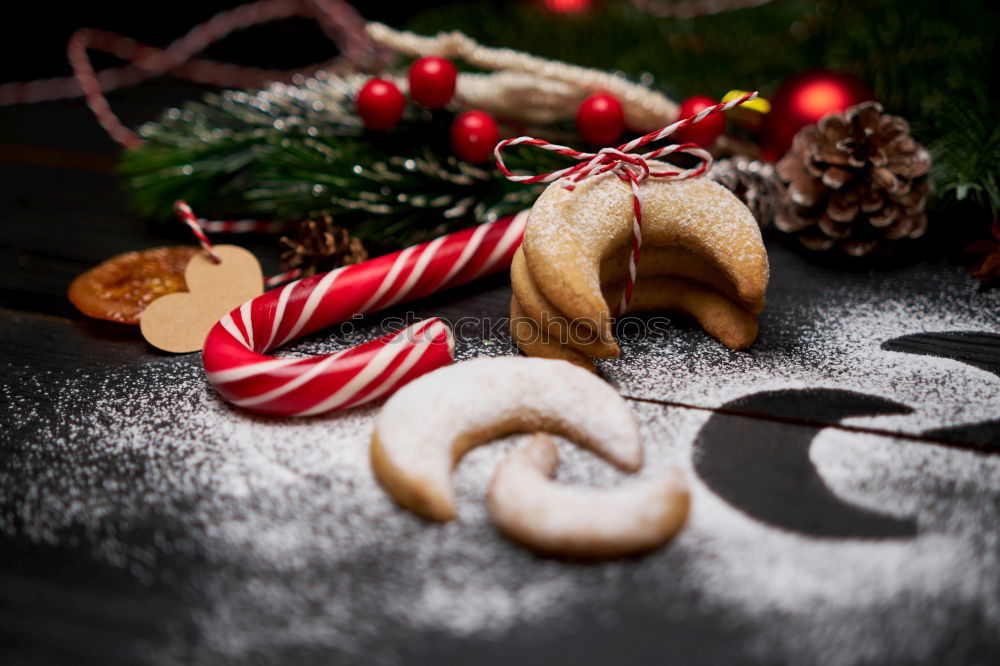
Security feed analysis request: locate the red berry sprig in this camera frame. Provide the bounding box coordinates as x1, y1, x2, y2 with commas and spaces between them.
356, 79, 406, 131
408, 57, 457, 110
576, 93, 625, 146
450, 111, 500, 164
356, 61, 502, 166
673, 95, 726, 147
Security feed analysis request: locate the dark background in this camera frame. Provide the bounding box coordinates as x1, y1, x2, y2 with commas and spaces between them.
0, 1, 447, 82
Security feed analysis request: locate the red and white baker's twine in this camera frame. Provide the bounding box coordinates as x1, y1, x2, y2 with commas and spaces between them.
174, 201, 295, 279
174, 201, 222, 264
3, 0, 372, 237
0, 0, 373, 149
175, 201, 295, 284
202, 211, 527, 416
495, 91, 757, 315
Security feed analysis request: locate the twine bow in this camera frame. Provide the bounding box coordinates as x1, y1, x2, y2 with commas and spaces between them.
495, 91, 758, 315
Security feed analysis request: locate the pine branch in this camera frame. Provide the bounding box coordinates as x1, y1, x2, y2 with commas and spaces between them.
121, 0, 996, 240
925, 89, 1000, 218
120, 75, 562, 246
409, 0, 992, 116
408, 0, 822, 100
409, 0, 997, 222
121, 75, 367, 220
244, 133, 545, 245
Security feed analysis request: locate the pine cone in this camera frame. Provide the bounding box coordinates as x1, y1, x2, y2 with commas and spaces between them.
709, 156, 786, 227
775, 101, 932, 256
280, 216, 368, 277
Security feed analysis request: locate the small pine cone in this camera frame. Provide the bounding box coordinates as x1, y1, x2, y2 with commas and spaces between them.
775, 101, 932, 256
280, 215, 368, 277
709, 157, 786, 228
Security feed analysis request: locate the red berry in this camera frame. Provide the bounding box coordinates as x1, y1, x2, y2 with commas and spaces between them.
673, 95, 726, 147
575, 93, 625, 146
356, 79, 405, 131
450, 111, 500, 164
408, 57, 458, 109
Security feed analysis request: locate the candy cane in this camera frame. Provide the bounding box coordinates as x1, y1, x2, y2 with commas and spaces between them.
203, 211, 527, 416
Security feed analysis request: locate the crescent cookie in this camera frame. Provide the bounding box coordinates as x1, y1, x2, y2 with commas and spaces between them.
488, 434, 689, 559
371, 357, 642, 522
512, 169, 768, 362
511, 248, 759, 362
510, 296, 595, 371
599, 244, 765, 314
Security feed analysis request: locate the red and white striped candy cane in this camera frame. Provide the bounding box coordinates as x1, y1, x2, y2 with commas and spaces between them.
203, 211, 527, 416
494, 91, 757, 316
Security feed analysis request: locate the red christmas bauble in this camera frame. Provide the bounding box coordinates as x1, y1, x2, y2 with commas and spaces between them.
356, 79, 406, 131
576, 93, 625, 146
450, 111, 500, 164
408, 57, 457, 109
544, 0, 593, 13
762, 70, 873, 160
672, 96, 726, 147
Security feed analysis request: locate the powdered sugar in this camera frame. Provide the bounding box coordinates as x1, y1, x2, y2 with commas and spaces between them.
632, 401, 1000, 664
2, 242, 999, 663
602, 249, 1000, 434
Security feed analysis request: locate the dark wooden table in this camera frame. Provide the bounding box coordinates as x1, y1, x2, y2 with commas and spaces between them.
2, 83, 999, 665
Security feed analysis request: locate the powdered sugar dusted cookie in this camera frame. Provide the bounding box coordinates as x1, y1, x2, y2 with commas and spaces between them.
488, 434, 689, 559
371, 357, 642, 522
514, 170, 768, 363
511, 247, 759, 363
599, 243, 765, 314
523, 172, 768, 327
510, 296, 595, 371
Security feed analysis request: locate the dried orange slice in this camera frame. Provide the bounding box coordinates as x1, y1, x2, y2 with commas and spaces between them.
68, 246, 200, 324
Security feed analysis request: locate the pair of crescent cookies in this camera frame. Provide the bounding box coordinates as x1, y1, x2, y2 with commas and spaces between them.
510, 170, 769, 370
371, 357, 689, 559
